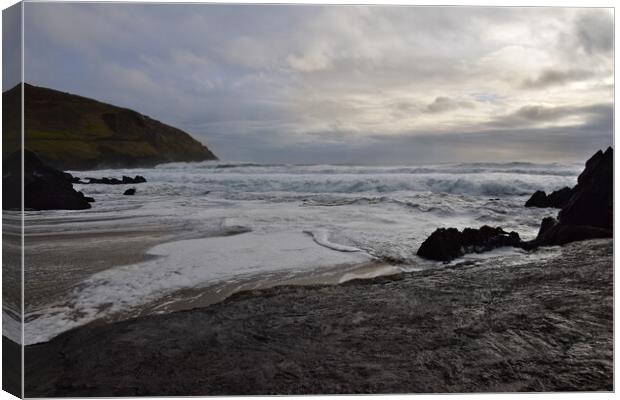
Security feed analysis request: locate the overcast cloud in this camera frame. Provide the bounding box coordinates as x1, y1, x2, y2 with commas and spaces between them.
20, 3, 613, 164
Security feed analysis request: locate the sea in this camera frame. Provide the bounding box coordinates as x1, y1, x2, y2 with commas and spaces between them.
5, 161, 584, 345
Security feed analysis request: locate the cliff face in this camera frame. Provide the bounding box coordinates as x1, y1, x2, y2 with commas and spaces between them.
3, 83, 217, 170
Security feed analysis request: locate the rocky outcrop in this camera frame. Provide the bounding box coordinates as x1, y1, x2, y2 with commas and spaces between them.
525, 187, 573, 208
524, 190, 547, 207
3, 150, 92, 210
81, 175, 147, 185
124, 175, 146, 184
559, 147, 613, 229
417, 225, 523, 261
531, 147, 613, 246
418, 147, 613, 261
123, 188, 136, 196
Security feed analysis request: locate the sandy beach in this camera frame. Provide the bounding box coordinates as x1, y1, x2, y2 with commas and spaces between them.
23, 238, 612, 396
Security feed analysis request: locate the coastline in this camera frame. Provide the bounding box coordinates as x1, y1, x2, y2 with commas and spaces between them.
23, 238, 613, 396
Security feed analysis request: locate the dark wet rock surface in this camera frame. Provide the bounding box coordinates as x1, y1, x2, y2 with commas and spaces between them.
533, 147, 613, 246
2, 150, 92, 210
123, 188, 136, 196
558, 147, 612, 230
417, 225, 522, 261
81, 175, 147, 185
25, 239, 612, 396
525, 187, 573, 209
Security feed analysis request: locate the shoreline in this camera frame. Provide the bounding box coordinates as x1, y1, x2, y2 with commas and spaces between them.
20, 223, 399, 345
22, 238, 613, 396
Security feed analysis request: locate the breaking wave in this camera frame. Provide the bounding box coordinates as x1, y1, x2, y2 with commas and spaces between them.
79, 161, 579, 199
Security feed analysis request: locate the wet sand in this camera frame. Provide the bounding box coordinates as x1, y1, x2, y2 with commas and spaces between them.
24, 238, 613, 396
21, 210, 248, 312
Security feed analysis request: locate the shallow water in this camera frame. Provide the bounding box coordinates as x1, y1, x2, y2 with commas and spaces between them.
10, 161, 582, 344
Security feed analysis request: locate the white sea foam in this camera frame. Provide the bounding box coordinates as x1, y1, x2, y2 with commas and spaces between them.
304, 229, 363, 252
23, 161, 580, 344
24, 231, 371, 345
70, 162, 580, 198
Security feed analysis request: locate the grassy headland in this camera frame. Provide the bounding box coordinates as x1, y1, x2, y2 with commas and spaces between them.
3, 83, 217, 170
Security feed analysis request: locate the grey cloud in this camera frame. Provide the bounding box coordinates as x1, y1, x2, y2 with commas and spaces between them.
489, 103, 612, 129
574, 10, 614, 55
204, 117, 613, 165
20, 4, 613, 164
424, 97, 476, 114
521, 69, 592, 89
2, 4, 22, 91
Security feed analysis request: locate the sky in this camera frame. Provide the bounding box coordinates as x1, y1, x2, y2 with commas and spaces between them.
17, 3, 614, 164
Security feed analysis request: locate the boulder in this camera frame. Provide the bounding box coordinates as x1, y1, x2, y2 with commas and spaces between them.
417, 225, 523, 262
3, 151, 92, 210
417, 228, 463, 261
123, 188, 136, 196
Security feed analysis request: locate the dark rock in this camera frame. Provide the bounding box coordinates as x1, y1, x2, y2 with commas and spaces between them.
525, 187, 573, 208
525, 190, 548, 207
64, 173, 86, 184
86, 175, 146, 184
559, 147, 612, 230
530, 147, 613, 247
80, 192, 95, 203
123, 188, 136, 196
546, 187, 573, 208
3, 151, 92, 210
539, 217, 558, 237
534, 223, 611, 246
417, 225, 523, 262
417, 228, 462, 261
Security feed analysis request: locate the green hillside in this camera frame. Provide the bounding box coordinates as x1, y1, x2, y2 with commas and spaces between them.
3, 83, 217, 170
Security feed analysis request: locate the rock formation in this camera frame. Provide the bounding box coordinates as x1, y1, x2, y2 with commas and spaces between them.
525, 187, 573, 208
532, 147, 613, 246
81, 175, 147, 185
418, 147, 613, 261
417, 226, 523, 262
3, 150, 92, 210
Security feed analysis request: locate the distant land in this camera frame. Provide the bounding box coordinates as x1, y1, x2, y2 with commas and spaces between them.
2, 83, 217, 170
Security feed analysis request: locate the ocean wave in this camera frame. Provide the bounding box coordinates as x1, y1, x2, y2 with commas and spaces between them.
75, 173, 575, 198
211, 175, 563, 196
304, 229, 363, 253
148, 161, 581, 177
73, 162, 579, 199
